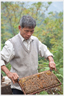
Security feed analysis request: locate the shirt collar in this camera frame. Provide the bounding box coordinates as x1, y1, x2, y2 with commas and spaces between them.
18, 32, 34, 42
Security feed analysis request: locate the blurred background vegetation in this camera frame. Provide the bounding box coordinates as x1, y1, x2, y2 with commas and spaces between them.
1, 1, 63, 95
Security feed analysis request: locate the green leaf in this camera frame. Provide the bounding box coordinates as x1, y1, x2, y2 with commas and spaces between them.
40, 91, 48, 95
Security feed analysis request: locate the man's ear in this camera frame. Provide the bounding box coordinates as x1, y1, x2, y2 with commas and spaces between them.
18, 25, 21, 30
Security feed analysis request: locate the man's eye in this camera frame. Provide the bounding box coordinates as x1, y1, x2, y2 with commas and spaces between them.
25, 30, 34, 33
25, 30, 29, 32
31, 30, 34, 33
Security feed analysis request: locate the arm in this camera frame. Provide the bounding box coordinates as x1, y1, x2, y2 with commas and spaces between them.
1, 40, 19, 84
39, 41, 56, 71
47, 56, 56, 71
1, 65, 19, 84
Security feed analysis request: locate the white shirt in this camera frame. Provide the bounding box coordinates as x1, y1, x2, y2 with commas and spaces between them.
19, 33, 33, 50
1, 33, 53, 66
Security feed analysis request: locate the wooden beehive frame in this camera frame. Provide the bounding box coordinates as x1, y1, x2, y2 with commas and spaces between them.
18, 70, 61, 94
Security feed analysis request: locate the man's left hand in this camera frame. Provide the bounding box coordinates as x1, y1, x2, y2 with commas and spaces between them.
49, 61, 56, 71
47, 56, 56, 71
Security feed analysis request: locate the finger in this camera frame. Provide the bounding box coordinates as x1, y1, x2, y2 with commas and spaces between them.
14, 74, 19, 79
51, 67, 56, 71
55, 67, 56, 71
12, 77, 15, 84
50, 67, 55, 71
14, 73, 19, 78
14, 75, 18, 80
14, 77, 18, 83
13, 74, 19, 83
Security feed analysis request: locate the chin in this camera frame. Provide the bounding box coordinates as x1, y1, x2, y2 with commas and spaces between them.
25, 37, 30, 40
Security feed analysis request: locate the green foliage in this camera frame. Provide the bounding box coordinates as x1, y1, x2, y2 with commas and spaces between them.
6, 63, 11, 70
1, 1, 63, 95
39, 91, 48, 95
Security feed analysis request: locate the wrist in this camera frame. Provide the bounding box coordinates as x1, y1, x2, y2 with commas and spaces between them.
6, 71, 11, 77
47, 56, 54, 62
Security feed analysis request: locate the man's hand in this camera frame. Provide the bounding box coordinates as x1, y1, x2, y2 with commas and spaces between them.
1, 65, 19, 84
7, 72, 19, 84
49, 61, 56, 71
47, 56, 56, 71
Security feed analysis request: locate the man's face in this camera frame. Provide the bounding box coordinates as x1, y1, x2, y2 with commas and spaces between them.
19, 26, 34, 40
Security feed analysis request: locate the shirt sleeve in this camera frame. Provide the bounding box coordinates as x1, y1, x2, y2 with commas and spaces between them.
1, 40, 15, 66
39, 41, 53, 58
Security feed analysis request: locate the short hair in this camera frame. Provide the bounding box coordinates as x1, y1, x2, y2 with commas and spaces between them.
20, 15, 36, 28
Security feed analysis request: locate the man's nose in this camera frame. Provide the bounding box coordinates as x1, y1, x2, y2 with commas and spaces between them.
28, 32, 31, 36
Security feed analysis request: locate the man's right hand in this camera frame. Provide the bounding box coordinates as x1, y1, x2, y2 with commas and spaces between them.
7, 72, 19, 84
1, 65, 19, 84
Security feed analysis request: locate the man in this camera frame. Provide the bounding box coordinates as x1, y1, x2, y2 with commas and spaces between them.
1, 15, 56, 94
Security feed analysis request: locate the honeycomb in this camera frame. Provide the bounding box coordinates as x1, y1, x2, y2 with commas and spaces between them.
18, 70, 61, 94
